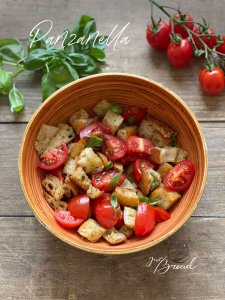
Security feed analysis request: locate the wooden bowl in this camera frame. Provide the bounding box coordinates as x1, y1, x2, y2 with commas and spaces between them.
19, 73, 208, 255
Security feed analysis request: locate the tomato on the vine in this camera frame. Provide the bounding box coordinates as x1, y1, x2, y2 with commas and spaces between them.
216, 36, 225, 54
146, 20, 170, 51
199, 67, 225, 96
171, 12, 194, 38
167, 38, 193, 68
193, 26, 217, 50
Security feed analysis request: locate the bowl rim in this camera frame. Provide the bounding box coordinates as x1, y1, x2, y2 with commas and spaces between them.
18, 72, 208, 255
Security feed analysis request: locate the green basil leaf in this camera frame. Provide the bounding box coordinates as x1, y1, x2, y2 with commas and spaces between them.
41, 72, 57, 101
0, 39, 24, 63
71, 15, 92, 36
109, 102, 123, 114
9, 85, 24, 112
128, 116, 136, 125
0, 54, 3, 66
139, 196, 151, 204
86, 136, 103, 148
139, 196, 161, 206
77, 55, 99, 77
104, 161, 113, 170
94, 36, 108, 51
83, 19, 96, 37
110, 193, 120, 216
108, 170, 123, 190
150, 179, 158, 191
89, 47, 105, 62
68, 53, 88, 67
28, 30, 48, 53
0, 68, 12, 95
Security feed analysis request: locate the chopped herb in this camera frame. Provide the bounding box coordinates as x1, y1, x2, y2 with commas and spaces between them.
107, 170, 123, 190
128, 116, 136, 125
150, 179, 158, 190
104, 161, 113, 170
139, 196, 161, 206
81, 175, 85, 181
109, 102, 123, 114
86, 135, 103, 148
110, 193, 120, 216
170, 132, 179, 147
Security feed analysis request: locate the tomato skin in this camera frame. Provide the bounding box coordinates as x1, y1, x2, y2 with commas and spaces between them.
171, 13, 194, 38
167, 39, 193, 68
217, 36, 225, 54
114, 211, 124, 230
126, 136, 154, 156
146, 20, 170, 51
163, 160, 195, 192
122, 106, 147, 124
101, 134, 126, 161
92, 194, 121, 229
68, 194, 90, 220
134, 159, 154, 182
135, 203, 156, 236
92, 170, 125, 192
79, 121, 110, 139
54, 210, 84, 229
154, 207, 171, 223
37, 143, 68, 171
193, 27, 217, 50
199, 67, 225, 96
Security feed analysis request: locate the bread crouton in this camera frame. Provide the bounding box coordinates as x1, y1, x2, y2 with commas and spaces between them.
117, 125, 137, 141
138, 169, 162, 195
69, 109, 89, 134
150, 186, 181, 210
87, 184, 104, 199
42, 174, 64, 201
151, 146, 187, 164
93, 99, 110, 117
69, 138, 87, 158
115, 187, 139, 207
102, 110, 124, 134
157, 163, 173, 180
175, 148, 188, 162
103, 227, 127, 244
35, 124, 59, 155
63, 178, 79, 198
78, 219, 106, 242
43, 192, 67, 210
97, 152, 109, 166
113, 162, 124, 172
63, 157, 76, 176
124, 207, 137, 229
119, 225, 134, 238
77, 148, 104, 174
121, 178, 136, 190
70, 167, 91, 190
125, 163, 136, 184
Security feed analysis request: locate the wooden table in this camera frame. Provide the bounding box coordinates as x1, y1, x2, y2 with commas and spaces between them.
1, 0, 225, 299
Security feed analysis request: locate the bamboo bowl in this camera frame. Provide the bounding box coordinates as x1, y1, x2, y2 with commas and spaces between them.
19, 73, 208, 255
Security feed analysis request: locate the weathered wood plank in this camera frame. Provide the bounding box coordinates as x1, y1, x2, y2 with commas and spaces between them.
0, 0, 225, 122
0, 123, 225, 217
0, 216, 225, 300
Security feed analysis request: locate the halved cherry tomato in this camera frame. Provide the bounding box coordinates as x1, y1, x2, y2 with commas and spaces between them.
92, 194, 121, 228
193, 26, 217, 50
115, 211, 124, 230
154, 207, 171, 223
68, 194, 90, 220
171, 13, 194, 38
135, 203, 156, 236
92, 170, 126, 192
79, 121, 111, 139
134, 158, 154, 182
146, 20, 170, 51
121, 154, 146, 166
163, 160, 195, 192
54, 210, 84, 229
126, 136, 154, 157
101, 134, 126, 161
37, 143, 68, 171
122, 106, 147, 124
199, 67, 225, 96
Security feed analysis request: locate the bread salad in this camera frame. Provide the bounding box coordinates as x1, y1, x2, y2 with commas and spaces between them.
35, 100, 195, 244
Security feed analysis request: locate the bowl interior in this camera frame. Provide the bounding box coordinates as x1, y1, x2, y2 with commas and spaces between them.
19, 73, 207, 254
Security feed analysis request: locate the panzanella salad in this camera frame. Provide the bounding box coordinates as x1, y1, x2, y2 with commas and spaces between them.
35, 100, 195, 244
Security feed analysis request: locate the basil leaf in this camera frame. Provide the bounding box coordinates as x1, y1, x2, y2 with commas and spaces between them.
86, 136, 103, 148
128, 116, 136, 125
150, 179, 158, 191
104, 161, 113, 170
94, 36, 108, 51
68, 53, 88, 67
0, 54, 3, 66
71, 15, 92, 36
41, 72, 57, 101
108, 170, 123, 190
0, 68, 12, 95
9, 85, 24, 112
77, 55, 99, 77
83, 19, 96, 37
110, 102, 123, 114
139, 196, 151, 204
0, 39, 24, 63
89, 47, 105, 62
28, 30, 48, 53
110, 193, 120, 216
139, 196, 161, 206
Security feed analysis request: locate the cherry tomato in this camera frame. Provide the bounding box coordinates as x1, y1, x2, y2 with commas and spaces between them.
122, 106, 147, 124
167, 38, 193, 68
217, 36, 225, 54
79, 121, 111, 139
92, 194, 121, 228
68, 194, 90, 220
154, 207, 171, 223
199, 67, 225, 96
54, 210, 84, 229
146, 20, 170, 51
121, 154, 147, 166
50, 165, 64, 183
163, 160, 195, 192
37, 143, 68, 171
115, 211, 124, 230
134, 159, 154, 182
92, 170, 126, 192
193, 26, 217, 50
135, 203, 156, 236
126, 136, 154, 157
171, 13, 194, 38
101, 134, 126, 161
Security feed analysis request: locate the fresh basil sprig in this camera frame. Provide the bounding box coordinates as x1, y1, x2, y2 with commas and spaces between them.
86, 136, 103, 148
110, 193, 120, 216
107, 170, 123, 190
139, 196, 161, 206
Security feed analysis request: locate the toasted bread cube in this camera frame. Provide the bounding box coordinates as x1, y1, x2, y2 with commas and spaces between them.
42, 174, 64, 201
63, 157, 76, 176
157, 163, 173, 180
121, 178, 136, 190
113, 162, 124, 172
119, 225, 134, 238
117, 125, 137, 141
78, 219, 106, 242
69, 109, 89, 134
93, 99, 110, 117
175, 148, 188, 162
70, 167, 91, 190
150, 186, 181, 210
87, 184, 104, 199
77, 148, 104, 174
35, 124, 59, 155
139, 169, 161, 195
43, 192, 68, 211
97, 152, 109, 166
125, 163, 136, 183
63, 178, 79, 198
103, 227, 127, 244
69, 138, 87, 158
151, 147, 178, 164
115, 187, 139, 207
102, 110, 124, 134
124, 207, 137, 229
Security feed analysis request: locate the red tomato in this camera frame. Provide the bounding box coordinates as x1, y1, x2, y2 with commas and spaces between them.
54, 210, 84, 229
154, 207, 171, 223
171, 13, 194, 38
50, 165, 64, 182
92, 170, 126, 192
92, 194, 121, 228
126, 136, 154, 157
101, 134, 126, 161
115, 211, 124, 230
135, 203, 156, 236
68, 194, 90, 220
193, 26, 217, 50
79, 121, 110, 139
122, 106, 147, 124
217, 36, 225, 54
163, 160, 195, 192
121, 154, 146, 166
134, 159, 154, 182
37, 143, 68, 171
167, 38, 193, 68
199, 67, 225, 96
146, 20, 170, 51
